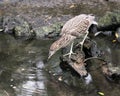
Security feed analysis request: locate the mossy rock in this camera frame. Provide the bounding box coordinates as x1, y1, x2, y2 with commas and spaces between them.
1, 16, 35, 40
98, 11, 120, 27
34, 22, 63, 39
14, 21, 35, 40
13, 16, 35, 40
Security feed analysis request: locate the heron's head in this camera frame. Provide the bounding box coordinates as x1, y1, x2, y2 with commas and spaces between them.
87, 14, 98, 25
48, 42, 59, 60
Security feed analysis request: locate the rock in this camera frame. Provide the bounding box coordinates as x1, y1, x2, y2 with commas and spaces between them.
2, 15, 35, 40
34, 22, 63, 39
98, 11, 120, 31
109, 66, 120, 74
98, 11, 120, 26
13, 16, 35, 40
1, 15, 63, 39
2, 16, 16, 34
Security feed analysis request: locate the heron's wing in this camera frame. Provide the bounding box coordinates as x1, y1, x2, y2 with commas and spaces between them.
61, 20, 91, 37
60, 15, 87, 36
50, 35, 76, 51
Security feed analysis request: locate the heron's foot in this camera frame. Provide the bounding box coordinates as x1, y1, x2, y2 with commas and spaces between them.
77, 42, 84, 52
63, 51, 76, 58
84, 73, 92, 84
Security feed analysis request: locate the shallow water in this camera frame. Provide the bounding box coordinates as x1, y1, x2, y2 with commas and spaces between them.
0, 34, 81, 96
90, 35, 120, 96
0, 34, 51, 96
0, 34, 120, 96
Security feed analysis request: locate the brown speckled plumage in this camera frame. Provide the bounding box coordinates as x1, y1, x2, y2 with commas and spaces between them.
50, 34, 76, 52
60, 14, 94, 37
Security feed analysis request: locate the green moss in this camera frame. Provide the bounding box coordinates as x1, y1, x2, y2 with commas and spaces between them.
98, 11, 120, 26
42, 26, 53, 33
34, 22, 63, 38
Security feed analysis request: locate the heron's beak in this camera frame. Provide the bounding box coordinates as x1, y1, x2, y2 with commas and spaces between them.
92, 21, 98, 25
47, 55, 51, 60
47, 51, 54, 61
94, 31, 101, 36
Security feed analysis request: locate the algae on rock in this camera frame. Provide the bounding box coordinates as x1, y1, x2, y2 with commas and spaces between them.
98, 11, 120, 26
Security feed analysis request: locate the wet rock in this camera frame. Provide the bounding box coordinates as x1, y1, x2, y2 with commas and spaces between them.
1, 15, 63, 39
2, 16, 16, 34
98, 11, 120, 26
109, 67, 120, 75
2, 15, 35, 40
98, 11, 120, 31
34, 22, 63, 39
13, 17, 35, 40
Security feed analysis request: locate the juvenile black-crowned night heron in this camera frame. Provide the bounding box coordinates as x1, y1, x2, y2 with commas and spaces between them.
48, 14, 98, 59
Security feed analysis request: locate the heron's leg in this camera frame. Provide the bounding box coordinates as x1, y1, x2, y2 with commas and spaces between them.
63, 41, 76, 58
80, 31, 89, 51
